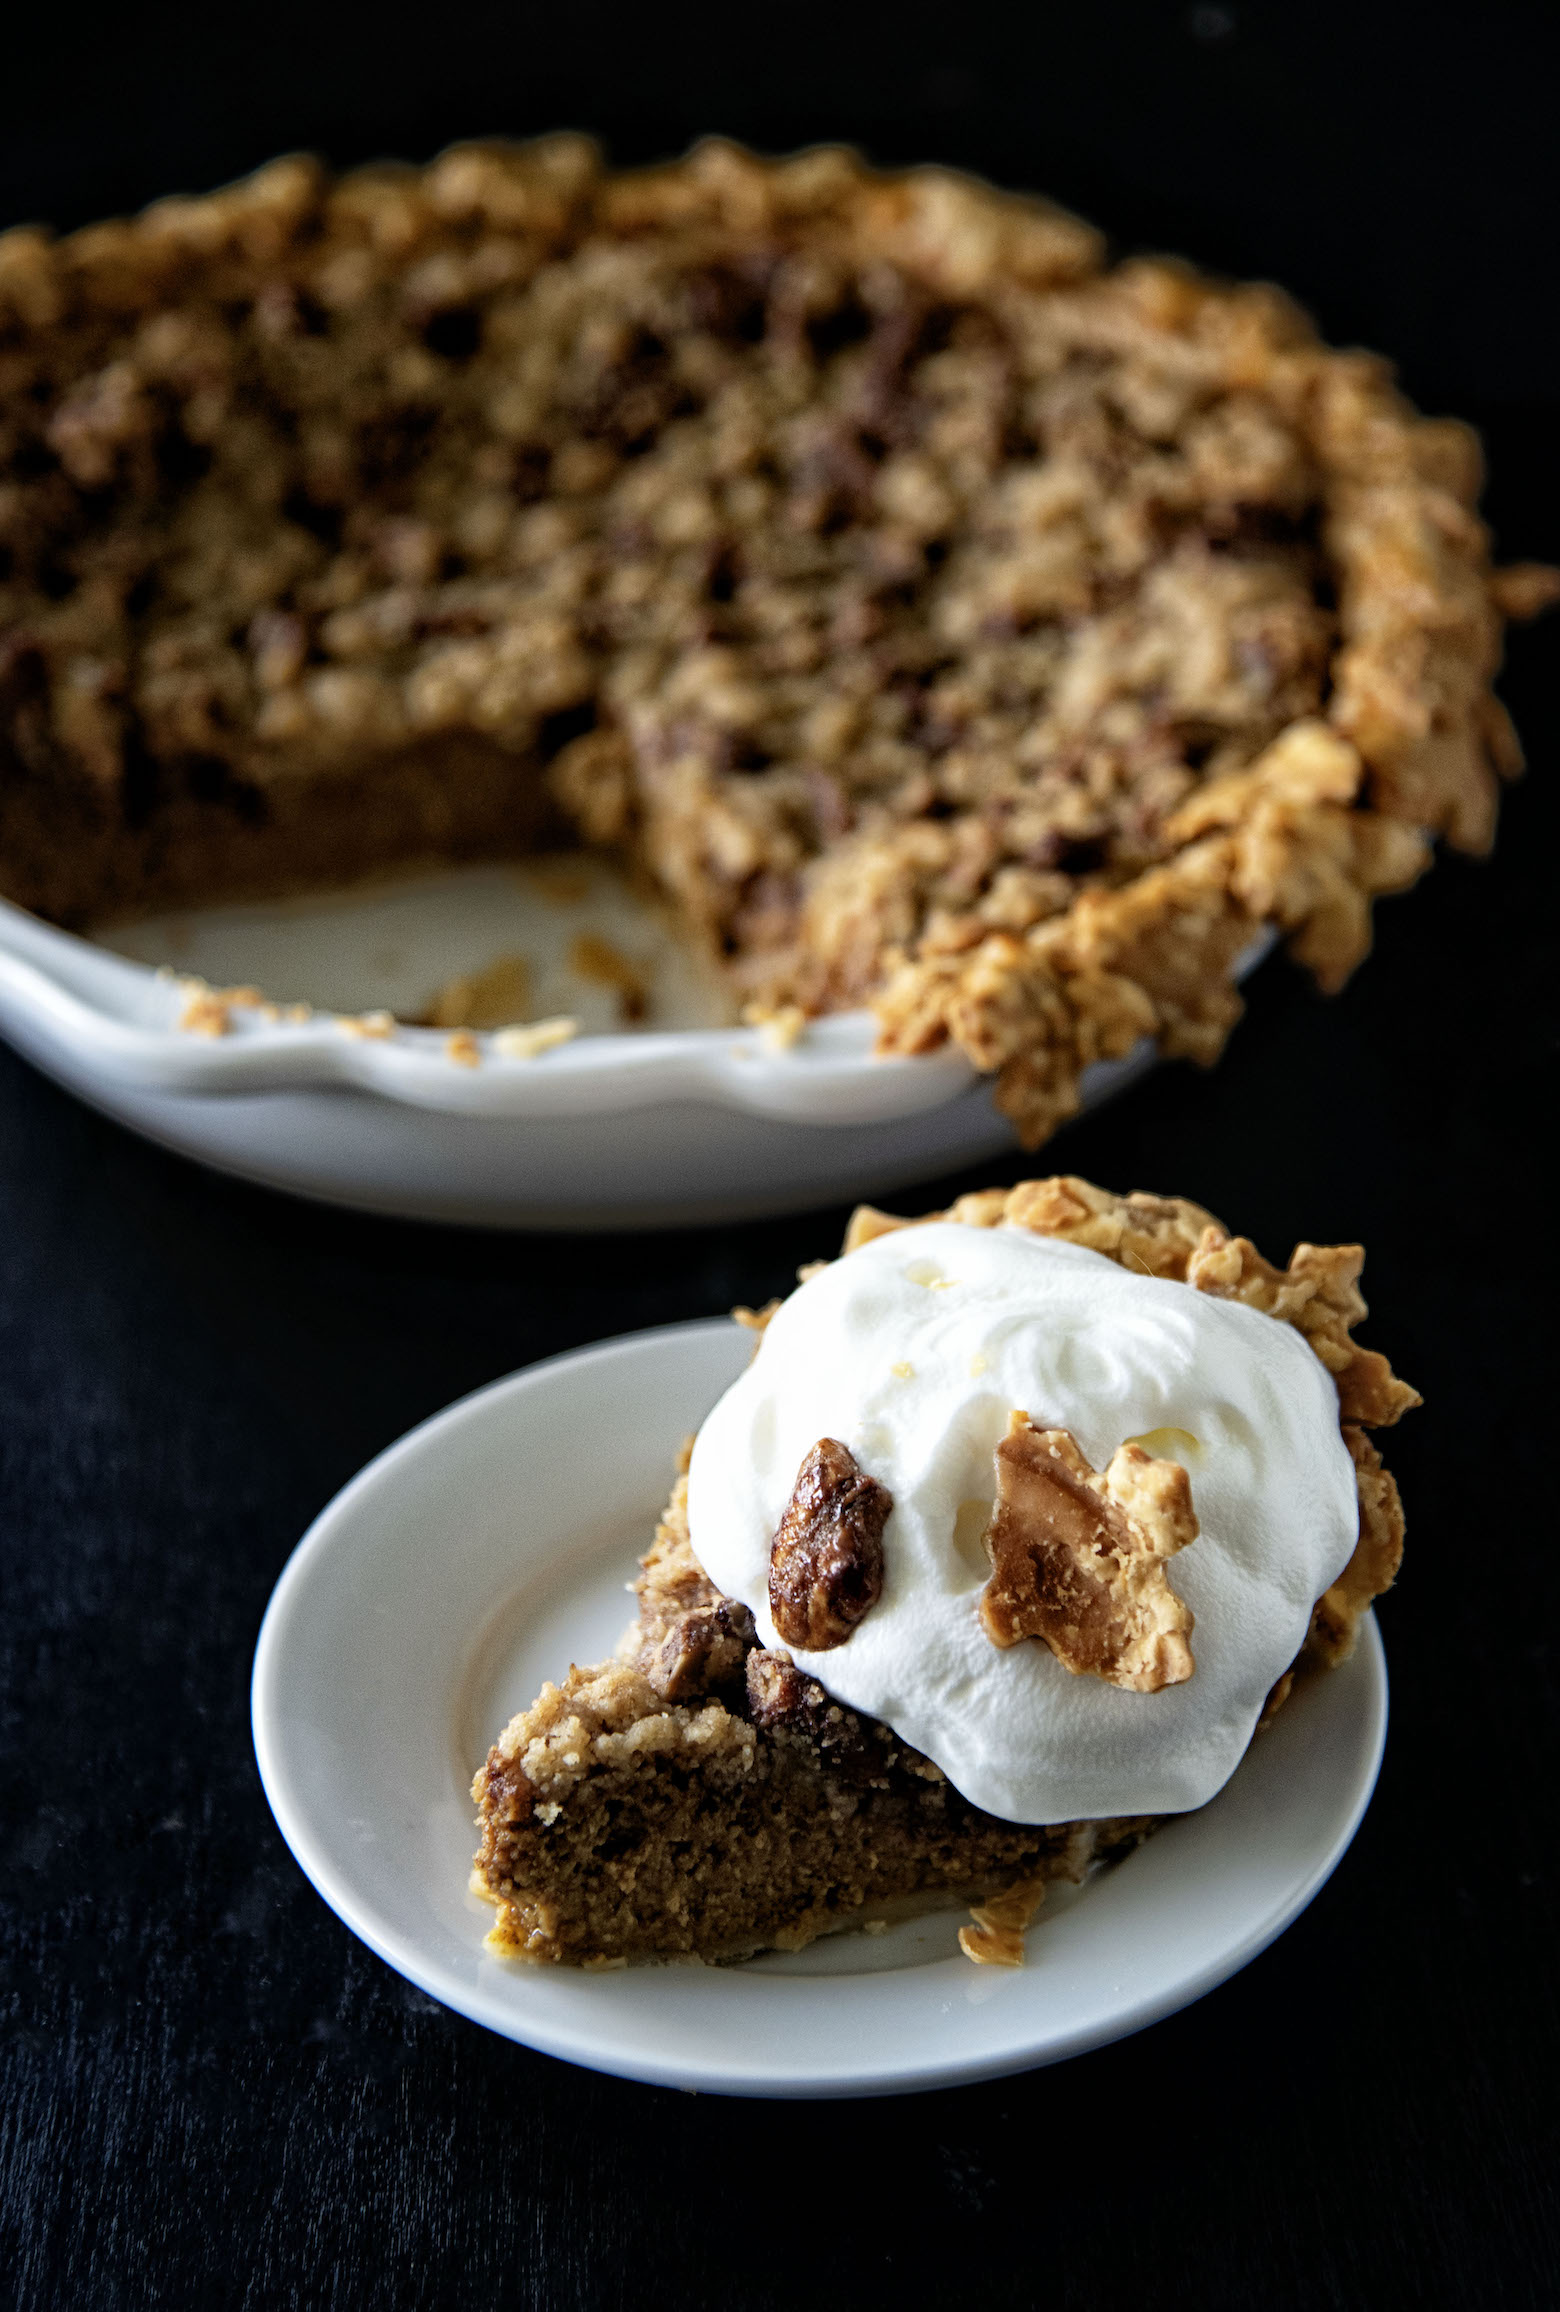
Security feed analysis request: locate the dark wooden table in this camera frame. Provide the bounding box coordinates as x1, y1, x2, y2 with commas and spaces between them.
3, 5, 1557, 2304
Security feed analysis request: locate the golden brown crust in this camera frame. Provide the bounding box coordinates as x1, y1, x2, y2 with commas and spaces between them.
3, 138, 1549, 1139
1183, 1226, 1421, 1428
873, 721, 1435, 1140
958, 1874, 1052, 1967
1307, 1425, 1407, 1666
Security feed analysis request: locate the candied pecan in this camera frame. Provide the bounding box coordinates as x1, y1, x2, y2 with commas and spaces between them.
768, 1437, 891, 1650
644, 1598, 756, 1701
744, 1645, 820, 1728
979, 1414, 1197, 1692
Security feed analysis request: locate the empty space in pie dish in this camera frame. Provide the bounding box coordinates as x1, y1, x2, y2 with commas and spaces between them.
90, 856, 734, 1035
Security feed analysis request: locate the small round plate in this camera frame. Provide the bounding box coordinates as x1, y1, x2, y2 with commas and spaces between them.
252, 1318, 1388, 2099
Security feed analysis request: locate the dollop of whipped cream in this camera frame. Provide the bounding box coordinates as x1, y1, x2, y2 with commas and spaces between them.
687, 1223, 1358, 1824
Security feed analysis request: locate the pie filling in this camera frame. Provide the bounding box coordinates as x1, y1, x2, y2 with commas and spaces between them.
2, 139, 1550, 1140
471, 1174, 1414, 1966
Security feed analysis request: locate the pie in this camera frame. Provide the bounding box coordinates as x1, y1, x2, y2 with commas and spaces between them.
1, 139, 1552, 1140
471, 1173, 1415, 1965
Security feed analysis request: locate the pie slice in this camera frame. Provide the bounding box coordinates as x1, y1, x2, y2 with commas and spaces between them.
471, 1173, 1413, 1965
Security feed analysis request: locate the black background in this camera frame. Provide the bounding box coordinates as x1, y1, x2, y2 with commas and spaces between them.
2, 4, 1557, 2305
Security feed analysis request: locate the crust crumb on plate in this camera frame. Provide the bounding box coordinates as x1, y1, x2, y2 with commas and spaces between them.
959, 1873, 1053, 1967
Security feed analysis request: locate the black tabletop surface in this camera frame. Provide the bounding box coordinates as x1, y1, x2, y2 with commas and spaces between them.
3, 5, 1557, 2305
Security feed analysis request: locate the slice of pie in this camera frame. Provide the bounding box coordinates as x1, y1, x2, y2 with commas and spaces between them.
2, 139, 1553, 1143
471, 1173, 1414, 1966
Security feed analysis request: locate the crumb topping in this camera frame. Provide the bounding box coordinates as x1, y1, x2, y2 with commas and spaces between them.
741, 1000, 808, 1050
566, 932, 648, 1022
979, 1414, 1198, 1691
336, 1006, 396, 1038
732, 1298, 782, 1335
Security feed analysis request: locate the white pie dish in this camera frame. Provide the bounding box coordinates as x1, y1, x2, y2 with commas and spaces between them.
0, 870, 1271, 1227
251, 1315, 1389, 2098
0, 870, 1104, 1228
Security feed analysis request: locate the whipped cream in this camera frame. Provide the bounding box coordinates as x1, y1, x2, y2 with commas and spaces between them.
687, 1223, 1358, 1824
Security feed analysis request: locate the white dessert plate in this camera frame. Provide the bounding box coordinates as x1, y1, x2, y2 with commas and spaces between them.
252, 1315, 1388, 2098
0, 867, 1265, 1228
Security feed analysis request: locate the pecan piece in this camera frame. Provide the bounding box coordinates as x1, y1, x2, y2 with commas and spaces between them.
745, 1646, 822, 1729
768, 1437, 891, 1650
644, 1598, 756, 1701
978, 1413, 1197, 1692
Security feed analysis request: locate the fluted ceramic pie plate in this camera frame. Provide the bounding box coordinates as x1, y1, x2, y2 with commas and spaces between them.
251, 1316, 1389, 2098
0, 866, 1270, 1227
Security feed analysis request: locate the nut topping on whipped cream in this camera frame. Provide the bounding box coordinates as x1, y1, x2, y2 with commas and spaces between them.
979, 1415, 1198, 1693
689, 1218, 1363, 1825
768, 1438, 891, 1651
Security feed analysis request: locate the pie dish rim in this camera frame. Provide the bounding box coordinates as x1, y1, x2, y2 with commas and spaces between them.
0, 892, 1278, 1123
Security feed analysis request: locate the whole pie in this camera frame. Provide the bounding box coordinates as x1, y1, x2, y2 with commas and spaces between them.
0, 139, 1551, 1139
472, 1173, 1415, 1966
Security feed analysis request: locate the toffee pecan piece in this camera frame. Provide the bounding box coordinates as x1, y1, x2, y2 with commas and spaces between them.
979, 1414, 1197, 1692
644, 1598, 757, 1702
746, 1646, 827, 1729
768, 1437, 891, 1650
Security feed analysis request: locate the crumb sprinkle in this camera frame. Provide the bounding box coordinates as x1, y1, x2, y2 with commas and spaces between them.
741, 1001, 808, 1052
175, 979, 268, 1037
490, 1016, 578, 1060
